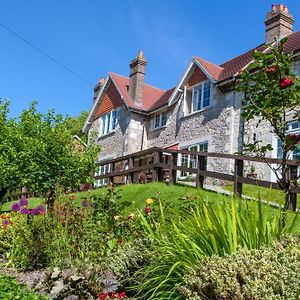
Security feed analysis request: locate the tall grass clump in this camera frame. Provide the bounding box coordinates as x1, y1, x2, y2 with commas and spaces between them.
133, 196, 300, 300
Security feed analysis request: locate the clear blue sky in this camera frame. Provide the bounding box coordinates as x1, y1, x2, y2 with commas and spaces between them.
1, 0, 300, 117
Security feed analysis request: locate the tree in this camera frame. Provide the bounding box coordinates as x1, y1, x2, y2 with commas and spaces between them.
0, 100, 100, 206
65, 110, 89, 142
239, 38, 300, 211
0, 100, 22, 201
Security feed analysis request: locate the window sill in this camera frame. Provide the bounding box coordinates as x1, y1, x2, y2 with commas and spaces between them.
152, 125, 167, 132
181, 106, 211, 120
98, 130, 116, 140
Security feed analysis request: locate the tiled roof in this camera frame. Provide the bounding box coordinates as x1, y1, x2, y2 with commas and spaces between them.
106, 30, 300, 112
194, 30, 300, 83
109, 72, 174, 112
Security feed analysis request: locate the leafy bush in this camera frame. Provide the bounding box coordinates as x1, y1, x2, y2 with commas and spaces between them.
2, 189, 142, 269
0, 275, 46, 299
133, 197, 300, 299
180, 236, 300, 300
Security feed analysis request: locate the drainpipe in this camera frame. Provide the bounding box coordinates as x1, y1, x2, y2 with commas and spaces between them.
140, 117, 145, 151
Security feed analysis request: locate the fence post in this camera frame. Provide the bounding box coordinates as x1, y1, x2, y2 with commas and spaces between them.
287, 165, 297, 211
152, 150, 163, 182
108, 162, 115, 185
234, 159, 243, 197
127, 156, 135, 184
169, 152, 178, 185
196, 155, 206, 189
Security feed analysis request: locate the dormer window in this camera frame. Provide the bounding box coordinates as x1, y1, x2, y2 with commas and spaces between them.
153, 111, 168, 130
99, 109, 119, 137
184, 81, 211, 115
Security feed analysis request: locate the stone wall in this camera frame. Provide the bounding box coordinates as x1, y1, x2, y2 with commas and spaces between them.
90, 105, 131, 162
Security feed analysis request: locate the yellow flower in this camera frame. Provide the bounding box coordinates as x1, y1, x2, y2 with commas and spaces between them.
114, 215, 120, 221
146, 198, 154, 205
128, 212, 135, 219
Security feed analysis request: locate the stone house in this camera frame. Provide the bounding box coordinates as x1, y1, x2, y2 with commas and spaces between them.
83, 4, 300, 184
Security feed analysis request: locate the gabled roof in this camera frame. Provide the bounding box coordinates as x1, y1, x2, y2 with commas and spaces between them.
169, 30, 300, 104
109, 72, 174, 112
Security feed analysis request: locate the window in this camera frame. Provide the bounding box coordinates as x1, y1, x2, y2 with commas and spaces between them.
153, 111, 168, 129
276, 120, 300, 179
184, 81, 211, 115
99, 109, 119, 137
94, 163, 111, 187
180, 141, 208, 178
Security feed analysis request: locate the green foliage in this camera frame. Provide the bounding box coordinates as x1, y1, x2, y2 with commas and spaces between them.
180, 236, 300, 300
238, 38, 300, 209
0, 100, 100, 205
0, 275, 46, 300
133, 197, 299, 299
65, 110, 89, 141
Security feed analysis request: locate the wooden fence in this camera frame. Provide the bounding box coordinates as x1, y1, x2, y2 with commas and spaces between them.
95, 147, 300, 210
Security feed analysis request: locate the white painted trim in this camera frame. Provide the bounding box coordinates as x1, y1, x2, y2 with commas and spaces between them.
179, 137, 210, 149
82, 77, 110, 133
168, 61, 195, 106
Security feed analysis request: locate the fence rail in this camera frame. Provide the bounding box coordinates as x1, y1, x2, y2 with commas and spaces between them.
95, 147, 300, 210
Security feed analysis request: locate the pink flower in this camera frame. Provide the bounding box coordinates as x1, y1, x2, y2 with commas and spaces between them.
145, 206, 151, 215
279, 78, 293, 89
266, 66, 276, 73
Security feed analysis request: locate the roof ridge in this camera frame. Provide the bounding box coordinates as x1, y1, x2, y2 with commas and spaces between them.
194, 56, 224, 69
219, 42, 266, 67
109, 71, 165, 92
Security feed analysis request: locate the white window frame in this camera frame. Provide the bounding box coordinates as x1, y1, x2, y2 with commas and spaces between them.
153, 110, 168, 130
272, 120, 300, 181
179, 141, 208, 178
94, 163, 111, 187
99, 109, 119, 137
184, 80, 211, 115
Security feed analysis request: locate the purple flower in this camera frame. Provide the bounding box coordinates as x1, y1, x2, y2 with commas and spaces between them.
36, 205, 45, 214
11, 202, 21, 212
30, 208, 39, 215
2, 219, 10, 226
81, 200, 89, 207
19, 197, 28, 207
20, 208, 29, 215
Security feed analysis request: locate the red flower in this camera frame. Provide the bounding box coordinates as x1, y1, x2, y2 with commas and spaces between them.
286, 133, 298, 145
145, 206, 151, 215
99, 292, 109, 300
118, 292, 126, 299
279, 78, 293, 89
111, 292, 117, 298
70, 194, 76, 200
266, 66, 276, 73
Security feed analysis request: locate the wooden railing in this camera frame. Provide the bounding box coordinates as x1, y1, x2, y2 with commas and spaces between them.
95, 147, 300, 209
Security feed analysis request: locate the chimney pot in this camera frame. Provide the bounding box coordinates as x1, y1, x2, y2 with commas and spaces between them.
93, 77, 105, 102
265, 4, 294, 44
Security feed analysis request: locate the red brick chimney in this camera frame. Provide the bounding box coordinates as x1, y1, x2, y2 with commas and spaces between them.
93, 77, 105, 102
129, 51, 147, 107
265, 4, 294, 44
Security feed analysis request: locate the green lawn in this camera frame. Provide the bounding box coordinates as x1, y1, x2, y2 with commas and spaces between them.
223, 183, 299, 208
1, 181, 292, 212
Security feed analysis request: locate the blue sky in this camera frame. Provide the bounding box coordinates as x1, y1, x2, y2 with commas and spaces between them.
1, 0, 300, 117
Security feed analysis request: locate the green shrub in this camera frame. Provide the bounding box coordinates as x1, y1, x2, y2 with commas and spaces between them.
133, 197, 300, 299
180, 236, 300, 300
0, 275, 46, 299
